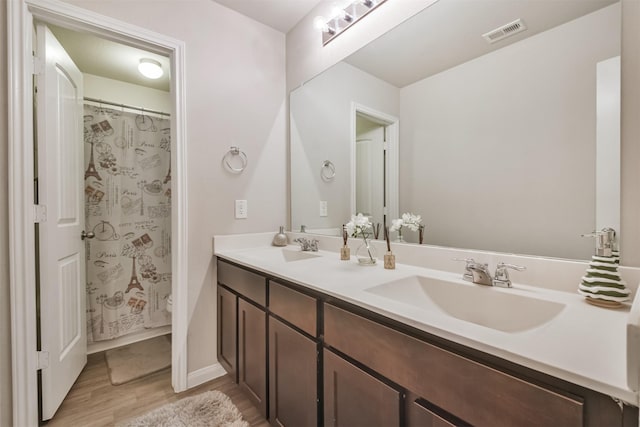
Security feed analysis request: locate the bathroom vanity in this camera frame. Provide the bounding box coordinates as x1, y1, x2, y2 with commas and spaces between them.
214, 233, 640, 426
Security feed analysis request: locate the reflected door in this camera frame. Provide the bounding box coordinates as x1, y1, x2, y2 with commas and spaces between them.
356, 114, 386, 231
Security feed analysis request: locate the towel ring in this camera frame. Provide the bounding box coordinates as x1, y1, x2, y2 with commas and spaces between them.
321, 160, 336, 181
223, 146, 248, 173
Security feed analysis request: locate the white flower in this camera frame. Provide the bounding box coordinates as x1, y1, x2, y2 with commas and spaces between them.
402, 213, 423, 232
390, 218, 404, 232
345, 213, 372, 237
391, 213, 424, 232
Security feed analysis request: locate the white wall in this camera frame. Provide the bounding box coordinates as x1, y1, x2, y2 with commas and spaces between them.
60, 0, 287, 375
621, 0, 640, 266
0, 1, 12, 424
290, 62, 398, 232
83, 73, 171, 113
399, 4, 620, 260
596, 56, 621, 234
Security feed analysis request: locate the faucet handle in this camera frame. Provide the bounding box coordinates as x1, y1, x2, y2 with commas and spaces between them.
493, 262, 526, 287
453, 258, 476, 282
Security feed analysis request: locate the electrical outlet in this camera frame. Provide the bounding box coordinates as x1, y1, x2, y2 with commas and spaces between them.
235, 200, 248, 219
320, 201, 328, 217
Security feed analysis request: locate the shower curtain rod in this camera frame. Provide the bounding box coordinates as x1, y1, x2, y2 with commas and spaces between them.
84, 96, 170, 117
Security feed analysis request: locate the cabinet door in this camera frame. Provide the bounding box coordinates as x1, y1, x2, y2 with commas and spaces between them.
239, 298, 267, 417
269, 317, 318, 427
217, 285, 237, 382
324, 349, 401, 427
407, 397, 471, 427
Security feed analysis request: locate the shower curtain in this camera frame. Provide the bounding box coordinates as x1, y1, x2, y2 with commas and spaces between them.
83, 103, 172, 342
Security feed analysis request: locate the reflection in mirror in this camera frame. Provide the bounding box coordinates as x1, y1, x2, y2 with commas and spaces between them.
290, 0, 621, 260
353, 106, 399, 237
356, 115, 385, 228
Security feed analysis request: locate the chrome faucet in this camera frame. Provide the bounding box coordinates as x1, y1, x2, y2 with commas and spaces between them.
492, 262, 527, 288
454, 258, 525, 288
294, 237, 318, 252
468, 262, 493, 286
453, 258, 476, 282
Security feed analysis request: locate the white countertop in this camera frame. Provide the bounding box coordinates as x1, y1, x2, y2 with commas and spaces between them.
214, 233, 640, 405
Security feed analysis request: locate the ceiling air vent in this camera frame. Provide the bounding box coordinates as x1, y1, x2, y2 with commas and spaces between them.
482, 19, 527, 44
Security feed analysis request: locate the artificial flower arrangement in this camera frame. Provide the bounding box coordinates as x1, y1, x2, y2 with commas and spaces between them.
345, 213, 376, 265
390, 212, 425, 244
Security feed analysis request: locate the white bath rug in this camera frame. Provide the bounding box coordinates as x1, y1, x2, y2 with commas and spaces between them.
117, 390, 249, 427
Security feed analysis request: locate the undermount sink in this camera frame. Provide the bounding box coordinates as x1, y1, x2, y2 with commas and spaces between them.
280, 248, 321, 262
366, 275, 565, 333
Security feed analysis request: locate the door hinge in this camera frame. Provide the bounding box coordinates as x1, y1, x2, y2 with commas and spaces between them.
37, 351, 49, 370
32, 56, 43, 76
383, 141, 389, 150
33, 204, 47, 223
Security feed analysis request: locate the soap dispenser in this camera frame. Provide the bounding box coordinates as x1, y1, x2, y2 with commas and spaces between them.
272, 226, 288, 247
578, 228, 629, 308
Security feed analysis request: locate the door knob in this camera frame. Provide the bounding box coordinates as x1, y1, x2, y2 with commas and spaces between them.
81, 230, 95, 240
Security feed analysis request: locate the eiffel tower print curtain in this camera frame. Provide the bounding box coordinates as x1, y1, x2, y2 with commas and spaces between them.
83, 104, 172, 342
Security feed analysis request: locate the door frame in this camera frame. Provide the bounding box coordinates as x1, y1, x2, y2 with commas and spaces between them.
350, 102, 399, 227
7, 0, 189, 425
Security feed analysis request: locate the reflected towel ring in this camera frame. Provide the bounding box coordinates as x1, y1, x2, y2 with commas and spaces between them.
321, 160, 336, 181
223, 146, 248, 173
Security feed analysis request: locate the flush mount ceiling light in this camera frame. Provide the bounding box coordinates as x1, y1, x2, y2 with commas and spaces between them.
138, 58, 163, 79
314, 0, 387, 45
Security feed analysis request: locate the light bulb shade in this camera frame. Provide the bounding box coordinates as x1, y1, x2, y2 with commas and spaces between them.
313, 16, 328, 31
138, 58, 163, 79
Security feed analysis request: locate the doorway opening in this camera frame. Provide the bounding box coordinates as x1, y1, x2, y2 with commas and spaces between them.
350, 103, 399, 237
36, 21, 173, 423
8, 1, 188, 425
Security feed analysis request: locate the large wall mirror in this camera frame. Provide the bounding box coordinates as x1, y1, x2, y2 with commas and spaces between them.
290, 0, 621, 260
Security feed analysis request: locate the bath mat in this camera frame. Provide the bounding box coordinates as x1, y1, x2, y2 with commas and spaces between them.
105, 335, 171, 385
117, 390, 249, 427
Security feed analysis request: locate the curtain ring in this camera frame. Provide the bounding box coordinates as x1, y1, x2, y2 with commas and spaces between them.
223, 146, 248, 173
321, 160, 336, 181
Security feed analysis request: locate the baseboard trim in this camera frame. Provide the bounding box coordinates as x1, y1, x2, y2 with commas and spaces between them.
186, 363, 227, 389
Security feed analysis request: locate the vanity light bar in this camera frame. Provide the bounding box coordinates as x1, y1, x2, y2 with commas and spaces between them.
316, 0, 388, 46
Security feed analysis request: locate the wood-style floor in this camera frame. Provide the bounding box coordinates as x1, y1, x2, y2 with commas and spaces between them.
45, 352, 270, 427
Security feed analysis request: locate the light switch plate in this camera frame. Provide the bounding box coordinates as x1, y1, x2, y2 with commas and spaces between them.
319, 201, 328, 217
235, 200, 248, 219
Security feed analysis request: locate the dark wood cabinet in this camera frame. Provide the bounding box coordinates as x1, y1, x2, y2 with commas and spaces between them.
217, 284, 237, 382
324, 302, 584, 427
238, 298, 267, 417
406, 395, 470, 427
216, 258, 637, 427
268, 316, 318, 427
323, 348, 401, 427
218, 260, 266, 306
269, 280, 317, 337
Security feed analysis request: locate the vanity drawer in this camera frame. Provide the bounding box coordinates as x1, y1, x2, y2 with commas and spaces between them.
269, 281, 317, 336
324, 303, 583, 427
407, 395, 471, 427
217, 260, 266, 306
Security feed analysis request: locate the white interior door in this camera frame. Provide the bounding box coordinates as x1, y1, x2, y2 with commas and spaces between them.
36, 23, 86, 421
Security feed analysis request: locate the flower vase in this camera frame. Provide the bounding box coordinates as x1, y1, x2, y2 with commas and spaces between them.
340, 245, 351, 260
356, 242, 377, 266
395, 228, 405, 243
384, 251, 395, 269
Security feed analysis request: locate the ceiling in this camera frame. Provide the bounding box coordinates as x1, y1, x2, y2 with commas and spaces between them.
213, 0, 323, 33
345, 0, 618, 88
48, 0, 616, 93
49, 25, 171, 92
48, 0, 322, 92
